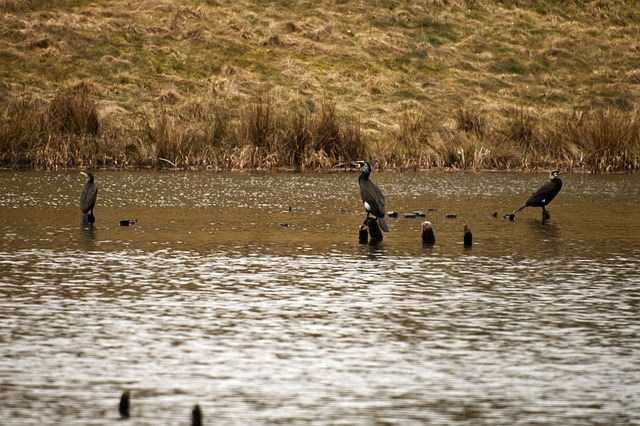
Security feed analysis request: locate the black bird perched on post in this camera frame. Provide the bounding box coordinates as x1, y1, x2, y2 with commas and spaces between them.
511, 170, 563, 221
352, 161, 389, 232
80, 170, 98, 224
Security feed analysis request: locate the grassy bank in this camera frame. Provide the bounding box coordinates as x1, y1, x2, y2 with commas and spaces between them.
1, 0, 639, 171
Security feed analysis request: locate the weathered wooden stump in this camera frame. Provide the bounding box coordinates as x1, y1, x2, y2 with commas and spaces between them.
463, 221, 473, 246
80, 213, 95, 224
192, 404, 203, 426
366, 218, 383, 244
358, 218, 383, 244
421, 221, 435, 245
358, 224, 369, 244
119, 390, 130, 418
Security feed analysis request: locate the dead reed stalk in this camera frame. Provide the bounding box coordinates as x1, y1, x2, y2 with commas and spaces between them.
1, 91, 639, 172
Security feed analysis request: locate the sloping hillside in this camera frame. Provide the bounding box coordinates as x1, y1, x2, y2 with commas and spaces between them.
1, 0, 639, 171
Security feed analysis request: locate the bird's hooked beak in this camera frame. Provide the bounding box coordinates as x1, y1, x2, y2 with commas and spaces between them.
80, 171, 88, 177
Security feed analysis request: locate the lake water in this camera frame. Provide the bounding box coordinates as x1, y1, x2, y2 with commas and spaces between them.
1, 170, 639, 425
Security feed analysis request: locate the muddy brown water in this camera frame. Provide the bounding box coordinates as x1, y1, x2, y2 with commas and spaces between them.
1, 170, 639, 425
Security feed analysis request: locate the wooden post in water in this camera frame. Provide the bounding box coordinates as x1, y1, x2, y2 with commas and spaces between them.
358, 224, 369, 244
119, 390, 130, 418
366, 218, 383, 244
80, 213, 95, 224
359, 219, 383, 244
463, 221, 473, 246
421, 221, 435, 245
192, 404, 203, 426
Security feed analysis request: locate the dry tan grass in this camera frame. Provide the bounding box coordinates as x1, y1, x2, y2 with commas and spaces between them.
1, 0, 639, 171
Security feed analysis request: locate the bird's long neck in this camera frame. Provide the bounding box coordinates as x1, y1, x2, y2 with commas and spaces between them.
358, 170, 370, 182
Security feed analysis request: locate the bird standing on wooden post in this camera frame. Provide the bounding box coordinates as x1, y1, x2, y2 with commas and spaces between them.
510, 170, 563, 221
80, 170, 98, 224
352, 161, 389, 232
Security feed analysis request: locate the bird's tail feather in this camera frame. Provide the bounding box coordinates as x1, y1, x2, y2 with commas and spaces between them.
378, 217, 389, 232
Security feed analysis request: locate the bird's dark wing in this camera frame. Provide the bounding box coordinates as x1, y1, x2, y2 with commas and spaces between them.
360, 180, 386, 217
526, 180, 560, 207
80, 183, 98, 213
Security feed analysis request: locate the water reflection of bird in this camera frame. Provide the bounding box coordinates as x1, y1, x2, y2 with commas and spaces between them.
511, 170, 563, 221
352, 161, 389, 232
80, 170, 98, 224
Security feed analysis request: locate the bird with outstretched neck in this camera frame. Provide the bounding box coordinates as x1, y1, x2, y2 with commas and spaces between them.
80, 170, 98, 224
352, 161, 389, 232
511, 170, 563, 221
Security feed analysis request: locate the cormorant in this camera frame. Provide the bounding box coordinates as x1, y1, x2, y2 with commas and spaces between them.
511, 170, 563, 220
80, 170, 98, 224
352, 161, 389, 232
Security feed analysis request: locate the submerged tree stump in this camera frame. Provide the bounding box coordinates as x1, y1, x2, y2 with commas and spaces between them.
358, 224, 369, 244
80, 212, 95, 224
192, 404, 203, 426
366, 218, 383, 244
119, 390, 130, 418
421, 221, 435, 245
463, 221, 473, 246
359, 218, 383, 244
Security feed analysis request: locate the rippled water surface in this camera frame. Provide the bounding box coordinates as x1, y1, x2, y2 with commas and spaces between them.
1, 170, 639, 425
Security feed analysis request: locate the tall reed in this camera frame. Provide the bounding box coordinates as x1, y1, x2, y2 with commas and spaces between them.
1, 89, 638, 172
